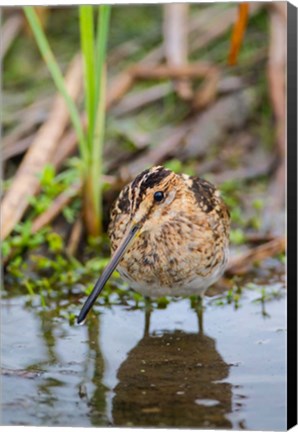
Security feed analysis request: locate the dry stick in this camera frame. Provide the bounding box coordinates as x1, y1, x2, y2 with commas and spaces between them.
132, 63, 220, 111
5, 4, 264, 168
51, 71, 136, 168
51, 4, 262, 171
131, 63, 217, 79
226, 237, 286, 276
52, 46, 166, 168
31, 181, 82, 234
123, 123, 191, 179
211, 154, 276, 185
5, 3, 262, 232
2, 135, 34, 161
30, 174, 116, 235
1, 13, 23, 61
124, 87, 257, 179
163, 3, 192, 100
122, 3, 262, 111
66, 217, 84, 256
2, 4, 266, 246
3, 176, 116, 267
2, 97, 52, 158
112, 82, 173, 117
245, 233, 275, 244
0, 54, 83, 241
112, 3, 262, 117
192, 68, 219, 110
266, 3, 286, 211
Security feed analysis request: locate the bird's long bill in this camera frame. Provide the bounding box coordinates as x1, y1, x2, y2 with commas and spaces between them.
77, 224, 140, 325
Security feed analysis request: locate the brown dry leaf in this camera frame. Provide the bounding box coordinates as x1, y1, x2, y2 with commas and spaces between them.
0, 54, 83, 241
228, 3, 250, 66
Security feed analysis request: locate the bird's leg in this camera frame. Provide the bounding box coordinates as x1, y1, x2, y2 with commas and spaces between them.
144, 296, 152, 337
195, 295, 204, 334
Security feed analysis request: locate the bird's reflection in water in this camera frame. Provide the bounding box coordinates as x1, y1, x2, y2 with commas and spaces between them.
112, 326, 232, 428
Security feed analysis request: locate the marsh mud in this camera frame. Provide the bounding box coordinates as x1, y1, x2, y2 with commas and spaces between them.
1, 261, 286, 430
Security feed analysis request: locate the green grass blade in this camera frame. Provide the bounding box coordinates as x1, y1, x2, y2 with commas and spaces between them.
79, 5, 96, 151
94, 5, 111, 118
92, 67, 106, 226
23, 6, 88, 163
91, 6, 111, 228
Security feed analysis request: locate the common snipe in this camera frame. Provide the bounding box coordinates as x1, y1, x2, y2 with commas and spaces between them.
77, 166, 230, 325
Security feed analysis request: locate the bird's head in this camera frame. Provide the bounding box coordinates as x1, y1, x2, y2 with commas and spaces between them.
77, 166, 183, 324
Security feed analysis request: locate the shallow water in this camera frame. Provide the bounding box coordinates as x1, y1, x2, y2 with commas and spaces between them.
1, 268, 286, 430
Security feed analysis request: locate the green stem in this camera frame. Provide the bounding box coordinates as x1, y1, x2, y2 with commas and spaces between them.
24, 6, 88, 164
79, 6, 96, 151
91, 5, 111, 233
94, 6, 111, 118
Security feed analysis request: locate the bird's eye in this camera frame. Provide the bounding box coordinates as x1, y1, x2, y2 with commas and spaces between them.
154, 191, 164, 202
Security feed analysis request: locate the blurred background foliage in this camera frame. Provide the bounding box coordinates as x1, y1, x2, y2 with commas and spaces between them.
1, 3, 286, 315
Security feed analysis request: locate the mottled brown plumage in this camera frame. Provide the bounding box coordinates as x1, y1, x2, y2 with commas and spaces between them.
109, 166, 230, 297
77, 166, 230, 324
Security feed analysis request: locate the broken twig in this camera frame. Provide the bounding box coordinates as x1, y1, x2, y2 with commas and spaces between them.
1, 54, 83, 240
226, 237, 286, 275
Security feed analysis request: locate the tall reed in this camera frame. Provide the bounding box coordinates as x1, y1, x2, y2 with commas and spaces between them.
24, 5, 111, 236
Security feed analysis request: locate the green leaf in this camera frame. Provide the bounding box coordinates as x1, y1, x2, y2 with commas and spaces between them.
46, 232, 64, 253
23, 6, 88, 163
79, 5, 96, 149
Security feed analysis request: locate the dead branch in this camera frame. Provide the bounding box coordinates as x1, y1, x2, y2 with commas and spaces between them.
53, 60, 218, 173
112, 82, 173, 117
123, 87, 258, 179
266, 3, 286, 215
163, 4, 192, 100
123, 123, 191, 179
41, 5, 264, 176
2, 96, 52, 160
226, 237, 286, 275
0, 54, 83, 241
1, 13, 23, 61
106, 69, 136, 108
66, 217, 84, 256
30, 174, 117, 235
131, 62, 217, 80
2, 134, 34, 161
31, 181, 82, 234
192, 68, 220, 110
177, 88, 258, 160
